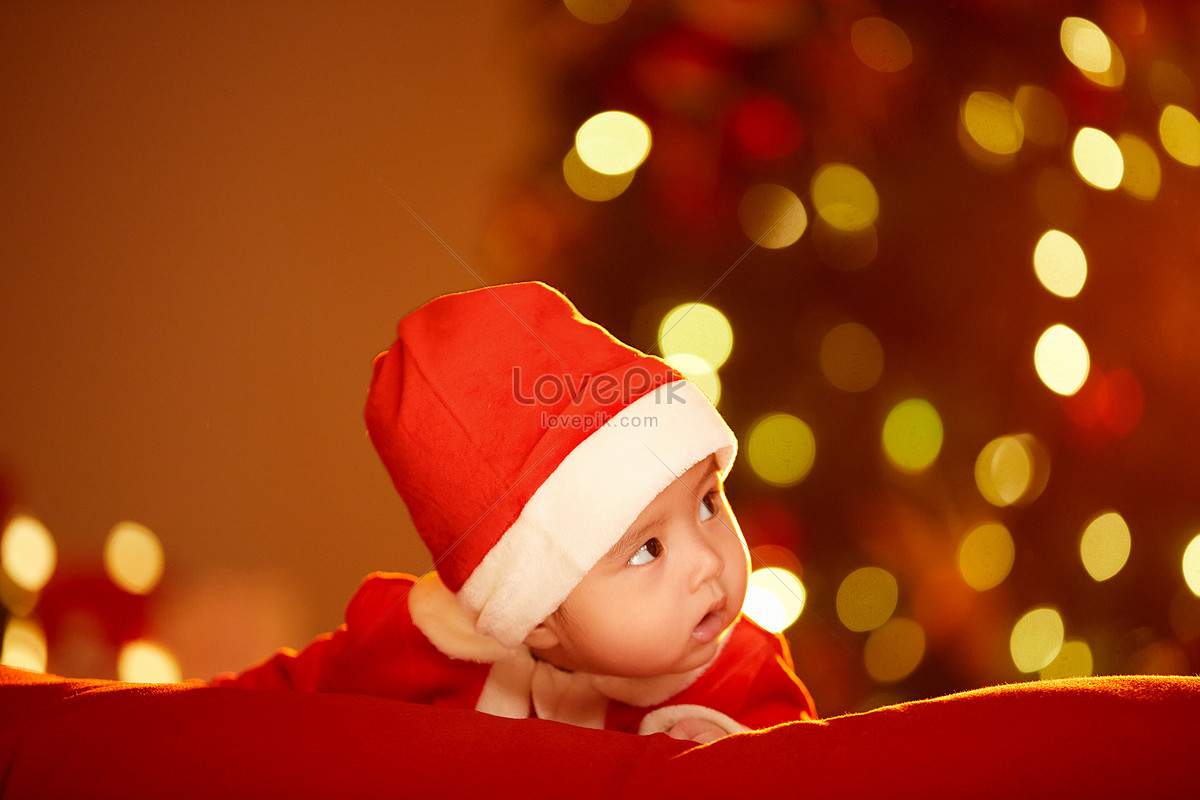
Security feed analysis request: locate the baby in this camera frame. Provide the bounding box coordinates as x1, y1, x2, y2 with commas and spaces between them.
215, 281, 815, 741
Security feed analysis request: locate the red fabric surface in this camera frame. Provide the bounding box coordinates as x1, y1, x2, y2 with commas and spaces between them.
3, 666, 1197, 798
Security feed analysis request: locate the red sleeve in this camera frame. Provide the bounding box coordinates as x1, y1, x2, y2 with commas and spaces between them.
211, 572, 488, 708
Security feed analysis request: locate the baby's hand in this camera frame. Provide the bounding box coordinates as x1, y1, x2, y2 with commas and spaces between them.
666, 717, 728, 744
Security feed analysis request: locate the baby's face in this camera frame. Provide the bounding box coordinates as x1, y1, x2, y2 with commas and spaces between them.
527, 455, 750, 678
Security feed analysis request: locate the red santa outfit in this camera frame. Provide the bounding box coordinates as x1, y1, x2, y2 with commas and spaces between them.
216, 282, 816, 736
215, 572, 815, 734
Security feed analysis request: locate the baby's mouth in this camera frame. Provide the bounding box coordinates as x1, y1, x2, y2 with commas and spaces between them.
691, 597, 728, 644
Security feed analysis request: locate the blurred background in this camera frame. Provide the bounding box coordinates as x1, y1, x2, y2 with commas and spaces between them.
2, 0, 1198, 716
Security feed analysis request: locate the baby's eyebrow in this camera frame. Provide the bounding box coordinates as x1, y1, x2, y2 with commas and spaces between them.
607, 513, 666, 560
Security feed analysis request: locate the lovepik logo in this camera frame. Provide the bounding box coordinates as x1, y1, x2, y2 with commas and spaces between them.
511, 365, 686, 407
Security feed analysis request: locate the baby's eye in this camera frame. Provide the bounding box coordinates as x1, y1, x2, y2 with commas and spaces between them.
627, 538, 663, 566
699, 492, 719, 522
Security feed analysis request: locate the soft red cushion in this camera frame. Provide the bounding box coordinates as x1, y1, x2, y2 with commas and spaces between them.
2, 666, 1196, 798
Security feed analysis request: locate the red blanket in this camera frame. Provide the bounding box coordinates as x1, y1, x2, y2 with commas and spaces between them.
1, 665, 1196, 798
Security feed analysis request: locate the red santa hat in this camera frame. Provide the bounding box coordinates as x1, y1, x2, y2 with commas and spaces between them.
364, 281, 736, 648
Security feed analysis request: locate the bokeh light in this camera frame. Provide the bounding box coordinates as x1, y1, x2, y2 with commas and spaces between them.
1, 617, 47, 673
974, 434, 1049, 507
1168, 589, 1200, 643
1010, 607, 1065, 672
664, 353, 721, 406
1079, 37, 1125, 89
117, 640, 182, 684
1063, 367, 1144, 437
1183, 535, 1200, 597
104, 520, 165, 595
1080, 511, 1131, 582
563, 0, 631, 25
1116, 133, 1162, 200
863, 617, 925, 682
811, 218, 878, 271
958, 522, 1016, 591
811, 164, 878, 232
881, 398, 943, 474
1034, 324, 1090, 396
1060, 17, 1111, 74
1072, 127, 1124, 190
658, 302, 733, 369
1148, 61, 1196, 110
1159, 105, 1200, 167
746, 413, 816, 486
1033, 229, 1087, 298
836, 566, 898, 632
961, 91, 1023, 156
743, 567, 805, 633
819, 322, 884, 392
1, 514, 57, 593
1039, 639, 1094, 679
849, 17, 913, 74
1014, 85, 1067, 147
563, 147, 636, 201
733, 96, 804, 160
575, 110, 651, 175
738, 183, 807, 248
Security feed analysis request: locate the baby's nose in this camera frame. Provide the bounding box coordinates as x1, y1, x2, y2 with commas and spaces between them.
690, 533, 725, 589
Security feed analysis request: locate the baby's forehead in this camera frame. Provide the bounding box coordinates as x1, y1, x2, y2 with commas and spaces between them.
604, 455, 723, 554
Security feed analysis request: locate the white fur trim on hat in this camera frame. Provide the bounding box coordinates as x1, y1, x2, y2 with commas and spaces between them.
457, 380, 736, 648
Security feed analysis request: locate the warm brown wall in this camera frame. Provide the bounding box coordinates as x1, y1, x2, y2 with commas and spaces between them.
0, 1, 535, 677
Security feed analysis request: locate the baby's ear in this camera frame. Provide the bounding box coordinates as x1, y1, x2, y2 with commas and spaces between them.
522, 620, 561, 650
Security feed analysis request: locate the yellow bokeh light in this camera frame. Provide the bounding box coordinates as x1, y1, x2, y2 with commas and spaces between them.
811, 218, 878, 271
961, 91, 1024, 156
1148, 61, 1195, 110
1014, 85, 1067, 147
881, 398, 943, 474
563, 146, 635, 201
1182, 535, 1200, 597
819, 322, 884, 393
1072, 127, 1124, 190
1033, 229, 1087, 298
1081, 38, 1124, 89
1117, 133, 1162, 200
1034, 324, 1090, 396
1, 617, 47, 673
563, 0, 631, 25
976, 436, 1029, 507
811, 164, 879, 232
1159, 105, 1200, 167
958, 522, 1016, 591
863, 617, 925, 683
836, 566, 898, 632
664, 353, 722, 406
1060, 17, 1111, 74
1039, 639, 1094, 680
1080, 511, 1132, 582
117, 639, 182, 684
849, 17, 913, 74
658, 302, 733, 369
738, 183, 807, 249
743, 567, 805, 633
746, 413, 816, 487
1, 514, 57, 593
1010, 607, 1065, 673
104, 520, 165, 595
575, 111, 651, 176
